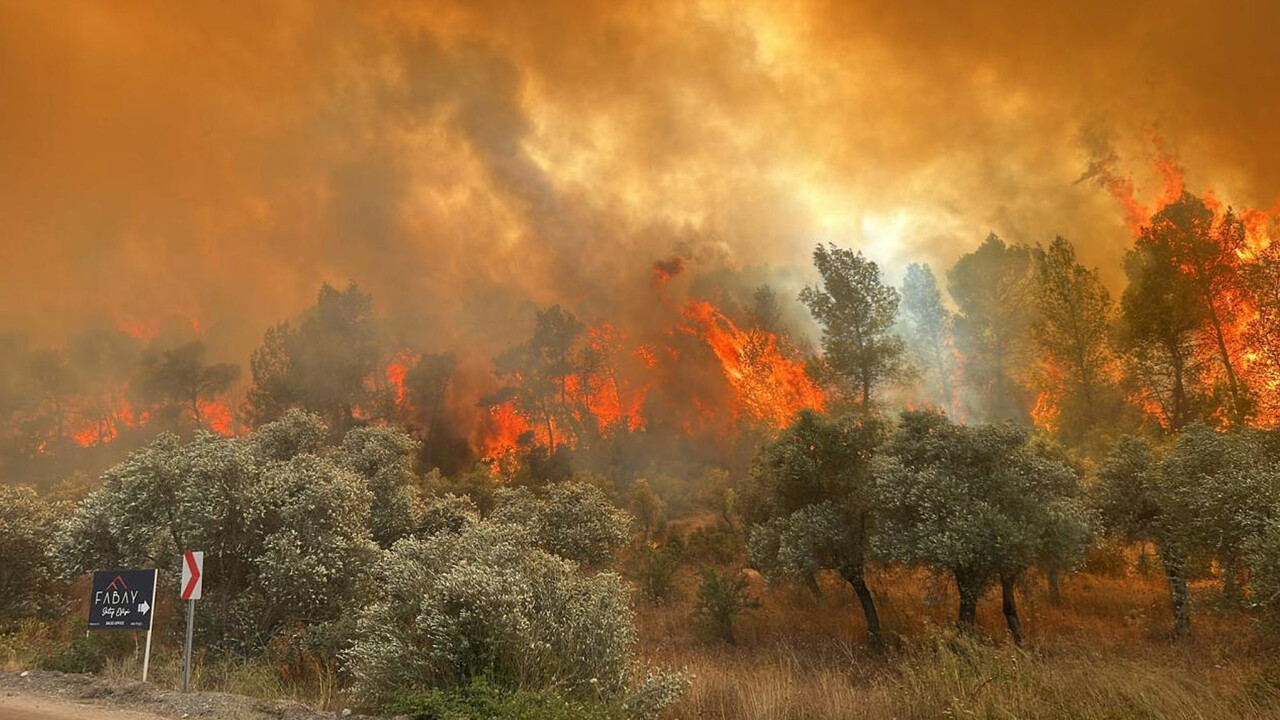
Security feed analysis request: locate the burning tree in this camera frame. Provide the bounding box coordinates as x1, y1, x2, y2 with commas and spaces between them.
1123, 194, 1253, 428
135, 340, 239, 432
243, 282, 379, 432
66, 327, 143, 446
402, 352, 457, 459
1030, 237, 1120, 442
491, 305, 589, 454
1243, 237, 1280, 421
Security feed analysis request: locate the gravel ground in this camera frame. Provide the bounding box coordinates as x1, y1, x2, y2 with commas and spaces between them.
0, 671, 387, 720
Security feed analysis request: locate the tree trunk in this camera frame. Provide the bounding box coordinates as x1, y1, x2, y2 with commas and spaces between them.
423, 393, 443, 464
1047, 566, 1062, 605
1204, 298, 1246, 425
958, 593, 978, 630
1170, 341, 1188, 430
1166, 560, 1191, 638
955, 570, 979, 630
845, 571, 882, 646
542, 399, 556, 452
804, 571, 823, 598
1001, 574, 1023, 645
1222, 562, 1240, 604
932, 343, 955, 416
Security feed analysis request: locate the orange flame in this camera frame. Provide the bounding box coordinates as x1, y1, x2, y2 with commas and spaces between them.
1030, 390, 1060, 434
199, 399, 235, 435
681, 300, 824, 427
386, 352, 414, 408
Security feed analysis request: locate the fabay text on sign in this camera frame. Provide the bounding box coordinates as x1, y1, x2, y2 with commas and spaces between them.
88, 569, 157, 631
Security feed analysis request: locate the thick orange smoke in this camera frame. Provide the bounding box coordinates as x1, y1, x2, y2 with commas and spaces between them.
5, 0, 1280, 360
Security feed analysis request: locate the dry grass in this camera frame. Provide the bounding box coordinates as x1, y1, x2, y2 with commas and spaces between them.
639, 566, 1280, 719
8, 562, 1278, 718
670, 639, 1280, 720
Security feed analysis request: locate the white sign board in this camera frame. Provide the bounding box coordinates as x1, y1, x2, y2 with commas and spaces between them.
181, 550, 203, 601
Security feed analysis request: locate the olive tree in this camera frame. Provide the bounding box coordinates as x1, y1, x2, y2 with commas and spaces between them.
874, 410, 1092, 642
743, 410, 887, 644
1095, 425, 1280, 636
1162, 425, 1280, 599
1247, 519, 1280, 634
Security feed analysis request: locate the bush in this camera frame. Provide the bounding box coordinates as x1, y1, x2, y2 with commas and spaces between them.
428, 466, 501, 516
629, 541, 684, 604
52, 412, 380, 654
1247, 517, 1280, 634
383, 678, 627, 720
492, 481, 633, 566
36, 634, 116, 674
339, 425, 421, 547
417, 492, 480, 536
692, 566, 758, 644
0, 485, 62, 628
347, 521, 639, 705
629, 480, 666, 543
684, 524, 744, 565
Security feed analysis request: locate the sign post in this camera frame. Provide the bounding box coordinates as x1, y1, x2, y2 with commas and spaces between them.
88, 569, 158, 681
180, 551, 203, 693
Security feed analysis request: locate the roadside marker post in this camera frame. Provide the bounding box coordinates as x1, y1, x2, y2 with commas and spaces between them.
141, 575, 157, 682
180, 551, 203, 692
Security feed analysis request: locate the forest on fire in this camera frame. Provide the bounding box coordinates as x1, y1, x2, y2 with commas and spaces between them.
4, 175, 1280, 488
8, 173, 1280, 718
9, 0, 1280, 716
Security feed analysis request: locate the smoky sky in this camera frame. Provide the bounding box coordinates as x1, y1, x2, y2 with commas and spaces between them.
2, 0, 1278, 360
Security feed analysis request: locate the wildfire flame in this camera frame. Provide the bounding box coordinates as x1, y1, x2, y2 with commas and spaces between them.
471, 296, 825, 462
680, 300, 825, 427
1099, 151, 1280, 429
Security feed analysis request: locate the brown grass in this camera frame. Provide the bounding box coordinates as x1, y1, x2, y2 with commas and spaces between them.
8, 562, 1277, 718
640, 566, 1279, 719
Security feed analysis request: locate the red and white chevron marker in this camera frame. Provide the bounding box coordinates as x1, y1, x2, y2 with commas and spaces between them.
181, 550, 203, 601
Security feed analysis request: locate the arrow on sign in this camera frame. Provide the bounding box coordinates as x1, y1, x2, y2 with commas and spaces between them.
138, 601, 150, 614
181, 551, 203, 601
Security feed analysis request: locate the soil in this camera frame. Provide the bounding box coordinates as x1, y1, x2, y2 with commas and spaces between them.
0, 672, 385, 720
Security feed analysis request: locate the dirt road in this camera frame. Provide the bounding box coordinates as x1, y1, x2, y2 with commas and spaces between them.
0, 672, 364, 720
0, 693, 163, 720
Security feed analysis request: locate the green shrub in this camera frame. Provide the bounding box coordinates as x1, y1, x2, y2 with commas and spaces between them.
383, 678, 627, 720
684, 524, 743, 565
347, 520, 685, 717
348, 521, 636, 703
692, 566, 758, 644
51, 413, 380, 654
0, 485, 62, 628
630, 541, 683, 604
37, 634, 111, 674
